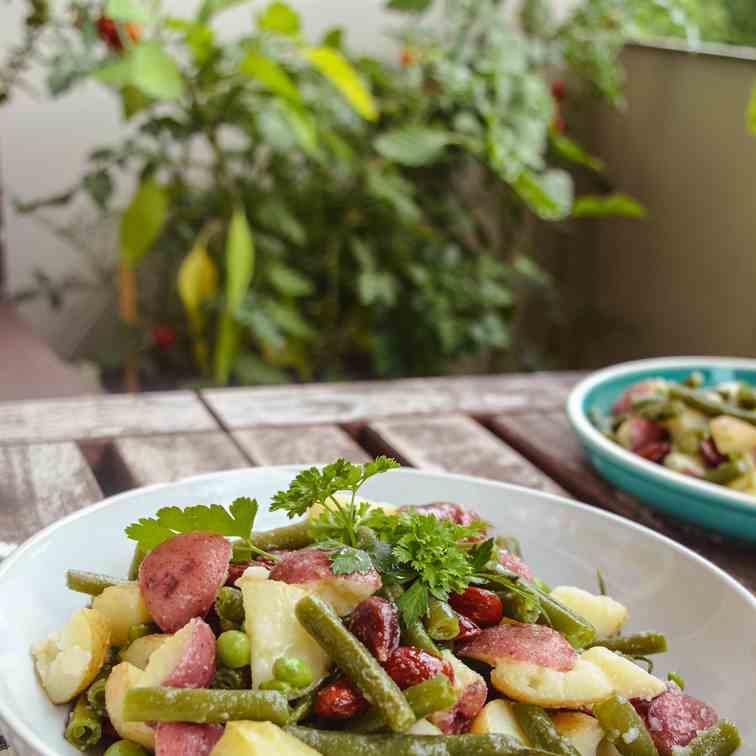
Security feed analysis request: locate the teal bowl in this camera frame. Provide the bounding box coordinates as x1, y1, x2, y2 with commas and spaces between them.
567, 357, 756, 542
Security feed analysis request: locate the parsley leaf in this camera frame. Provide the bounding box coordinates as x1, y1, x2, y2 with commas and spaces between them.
468, 537, 496, 571
125, 497, 258, 550
330, 546, 373, 575
270, 456, 400, 546
398, 580, 430, 626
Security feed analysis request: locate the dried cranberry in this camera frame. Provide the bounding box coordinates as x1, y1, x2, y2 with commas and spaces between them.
448, 586, 503, 627
383, 646, 455, 690
314, 678, 369, 720
350, 597, 400, 663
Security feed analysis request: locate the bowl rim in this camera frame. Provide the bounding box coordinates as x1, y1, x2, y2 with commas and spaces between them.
2, 463, 756, 756
566, 356, 756, 515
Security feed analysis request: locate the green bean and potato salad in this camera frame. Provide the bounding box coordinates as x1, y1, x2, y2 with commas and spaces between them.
593, 372, 756, 496
31, 458, 741, 756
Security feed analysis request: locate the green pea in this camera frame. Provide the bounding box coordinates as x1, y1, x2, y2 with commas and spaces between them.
273, 656, 314, 688
104, 740, 149, 756
216, 630, 251, 669
259, 678, 292, 694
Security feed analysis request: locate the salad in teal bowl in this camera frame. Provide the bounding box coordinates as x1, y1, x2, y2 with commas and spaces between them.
567, 357, 756, 542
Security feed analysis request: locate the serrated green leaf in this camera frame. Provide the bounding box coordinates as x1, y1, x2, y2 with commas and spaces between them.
131, 41, 185, 101
120, 178, 169, 267
572, 193, 646, 219
374, 127, 454, 167
304, 47, 377, 121
328, 546, 373, 575
398, 580, 429, 625
257, 2, 300, 35
514, 168, 573, 221
105, 0, 151, 24
240, 51, 300, 102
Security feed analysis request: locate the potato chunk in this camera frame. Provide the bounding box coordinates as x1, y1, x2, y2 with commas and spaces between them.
92, 582, 151, 646
553, 712, 605, 756
210, 721, 319, 755
550, 586, 628, 640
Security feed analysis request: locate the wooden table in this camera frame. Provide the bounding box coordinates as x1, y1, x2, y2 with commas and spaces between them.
1, 372, 755, 592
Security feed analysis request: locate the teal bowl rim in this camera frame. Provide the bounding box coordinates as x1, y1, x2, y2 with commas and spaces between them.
566, 356, 756, 517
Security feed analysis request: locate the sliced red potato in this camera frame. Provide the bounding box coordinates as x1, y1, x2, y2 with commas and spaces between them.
428, 651, 487, 734
32, 607, 110, 704
470, 700, 528, 742
105, 662, 155, 749
553, 712, 605, 756
549, 586, 628, 640
119, 633, 171, 670
269, 548, 381, 616
92, 582, 152, 646
139, 532, 231, 632
612, 379, 667, 415
210, 721, 319, 755
237, 574, 331, 689
155, 722, 224, 756
490, 646, 665, 708
457, 624, 578, 672
616, 417, 667, 452
710, 415, 756, 455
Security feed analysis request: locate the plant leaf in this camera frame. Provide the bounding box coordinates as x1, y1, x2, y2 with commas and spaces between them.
549, 131, 604, 172
268, 263, 314, 297
120, 178, 169, 268
240, 51, 300, 102
196, 0, 251, 23
82, 169, 113, 210
105, 0, 151, 24
514, 168, 573, 221
386, 0, 434, 11
178, 238, 219, 335
374, 127, 454, 166
131, 41, 185, 101
257, 1, 301, 35
303, 47, 377, 121
572, 193, 646, 219
749, 82, 756, 135
214, 208, 255, 384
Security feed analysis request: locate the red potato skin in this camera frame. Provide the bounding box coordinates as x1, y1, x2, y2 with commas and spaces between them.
155, 722, 224, 756
497, 550, 534, 580
635, 440, 672, 464
269, 548, 381, 591
633, 686, 718, 756
429, 678, 488, 734
349, 597, 400, 663
621, 417, 668, 452
160, 618, 216, 688
612, 379, 667, 415
139, 532, 231, 633
456, 623, 577, 672
403, 502, 485, 528
383, 646, 455, 690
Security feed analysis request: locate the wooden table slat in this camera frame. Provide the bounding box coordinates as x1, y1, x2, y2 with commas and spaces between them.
0, 391, 219, 445
365, 414, 565, 495
234, 425, 370, 466
0, 442, 102, 545
490, 411, 756, 592
202, 373, 578, 429
114, 432, 249, 487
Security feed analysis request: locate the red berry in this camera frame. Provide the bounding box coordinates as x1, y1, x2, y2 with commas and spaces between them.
314, 677, 369, 720
349, 597, 400, 664
152, 324, 177, 349
383, 646, 455, 690
448, 586, 503, 627
551, 79, 566, 101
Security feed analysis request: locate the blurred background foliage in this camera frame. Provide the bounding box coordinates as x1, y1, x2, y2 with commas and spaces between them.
3, 0, 699, 388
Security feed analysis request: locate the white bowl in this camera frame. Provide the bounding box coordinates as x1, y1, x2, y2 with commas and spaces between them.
1, 466, 754, 755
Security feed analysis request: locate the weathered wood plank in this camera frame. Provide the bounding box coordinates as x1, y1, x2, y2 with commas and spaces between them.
0, 391, 218, 445
364, 414, 565, 494
113, 432, 249, 487
0, 442, 102, 545
490, 411, 756, 594
202, 373, 577, 429
234, 425, 370, 466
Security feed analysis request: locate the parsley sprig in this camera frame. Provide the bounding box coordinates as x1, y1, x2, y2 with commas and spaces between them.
125, 497, 259, 551
270, 457, 400, 547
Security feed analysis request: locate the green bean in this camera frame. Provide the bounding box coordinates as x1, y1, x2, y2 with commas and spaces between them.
64, 694, 102, 751
736, 382, 756, 409
669, 384, 756, 426
593, 694, 659, 756
705, 459, 750, 485
347, 674, 457, 733
426, 599, 460, 640
530, 582, 595, 648
495, 535, 523, 558
382, 582, 441, 657
667, 671, 685, 690
122, 687, 289, 725
65, 570, 126, 596
513, 703, 580, 756
211, 667, 251, 690
285, 727, 555, 756
295, 594, 415, 733
128, 544, 148, 581
499, 590, 541, 624
86, 677, 108, 717
127, 623, 158, 644
215, 586, 245, 626
288, 691, 316, 724
249, 519, 314, 550
588, 632, 668, 656
686, 721, 741, 756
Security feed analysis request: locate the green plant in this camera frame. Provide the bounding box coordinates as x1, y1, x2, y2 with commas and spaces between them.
7, 0, 683, 387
